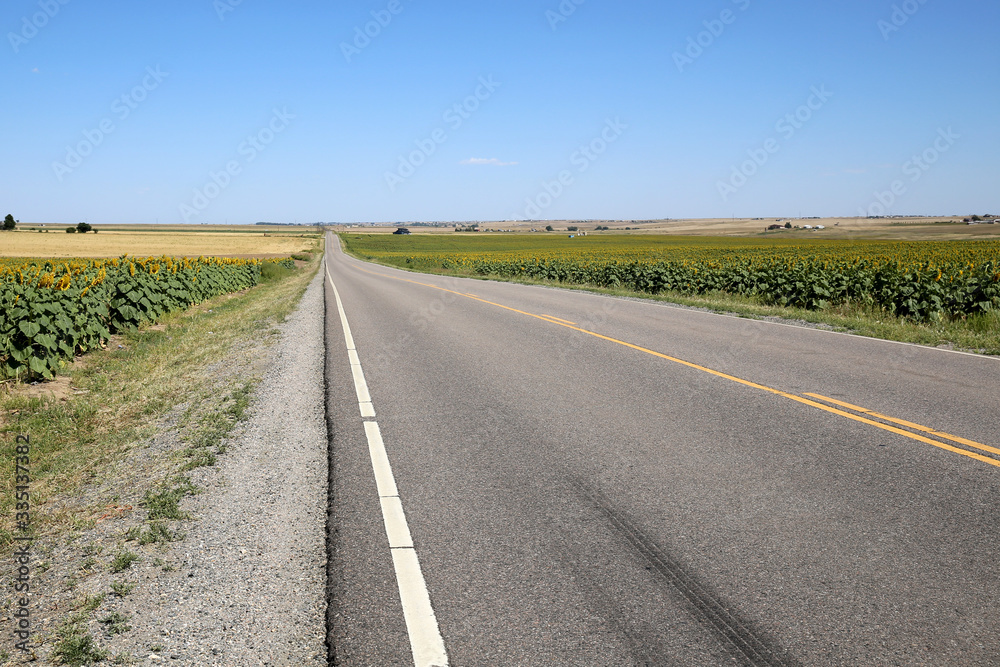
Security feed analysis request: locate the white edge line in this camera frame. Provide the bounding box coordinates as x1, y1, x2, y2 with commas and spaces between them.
380, 496, 415, 548
327, 262, 356, 351
328, 254, 449, 667
392, 549, 450, 667
351, 363, 372, 404
364, 421, 399, 498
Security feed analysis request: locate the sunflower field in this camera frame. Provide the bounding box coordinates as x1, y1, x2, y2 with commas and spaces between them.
0, 255, 295, 379
341, 234, 1000, 323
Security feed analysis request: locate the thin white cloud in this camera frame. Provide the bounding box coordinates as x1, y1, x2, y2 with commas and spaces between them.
461, 157, 518, 166
843, 168, 867, 174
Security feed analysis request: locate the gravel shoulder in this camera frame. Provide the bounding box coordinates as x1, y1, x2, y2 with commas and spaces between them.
106, 266, 329, 665
2, 266, 328, 666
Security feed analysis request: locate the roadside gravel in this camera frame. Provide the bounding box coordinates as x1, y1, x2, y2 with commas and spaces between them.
97, 266, 328, 666
122, 265, 324, 665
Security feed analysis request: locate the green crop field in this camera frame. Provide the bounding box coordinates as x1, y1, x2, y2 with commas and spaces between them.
340, 234, 1000, 323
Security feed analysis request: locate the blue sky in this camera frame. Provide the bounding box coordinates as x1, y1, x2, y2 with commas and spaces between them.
1, 0, 997, 224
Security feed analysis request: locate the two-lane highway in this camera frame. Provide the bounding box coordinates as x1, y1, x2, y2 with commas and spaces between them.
323, 235, 1000, 666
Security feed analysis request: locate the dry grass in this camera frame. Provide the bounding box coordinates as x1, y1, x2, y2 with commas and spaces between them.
1, 228, 320, 258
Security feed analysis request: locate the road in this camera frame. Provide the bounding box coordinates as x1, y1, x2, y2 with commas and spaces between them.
323, 235, 1000, 666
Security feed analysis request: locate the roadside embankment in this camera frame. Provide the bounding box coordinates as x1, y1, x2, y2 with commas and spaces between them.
1, 249, 327, 665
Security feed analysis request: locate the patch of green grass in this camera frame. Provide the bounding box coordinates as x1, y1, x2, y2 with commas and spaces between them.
142, 487, 186, 519
52, 633, 109, 667
111, 580, 136, 597
179, 381, 255, 470
185, 383, 253, 447
77, 593, 105, 612
80, 556, 98, 571
109, 551, 140, 573
100, 611, 131, 636
966, 310, 999, 334
181, 448, 217, 470
226, 382, 253, 420
125, 520, 183, 545
261, 261, 295, 281
71, 516, 98, 532
141, 476, 196, 520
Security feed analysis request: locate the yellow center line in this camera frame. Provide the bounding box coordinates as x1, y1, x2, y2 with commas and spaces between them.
540, 315, 578, 325
346, 263, 1000, 470
805, 393, 1000, 458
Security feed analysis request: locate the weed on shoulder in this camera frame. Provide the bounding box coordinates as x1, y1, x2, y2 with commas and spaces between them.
125, 520, 183, 545
111, 580, 137, 597
109, 551, 140, 573
100, 611, 132, 636
52, 633, 109, 667
141, 476, 196, 520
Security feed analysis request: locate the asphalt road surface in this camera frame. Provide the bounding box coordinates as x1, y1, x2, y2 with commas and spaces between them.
323, 235, 1000, 667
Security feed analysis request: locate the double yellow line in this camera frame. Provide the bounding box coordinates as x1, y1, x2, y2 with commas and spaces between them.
348, 262, 1000, 470
803, 393, 1000, 466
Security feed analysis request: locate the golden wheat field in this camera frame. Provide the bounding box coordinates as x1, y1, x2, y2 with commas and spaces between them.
0, 227, 319, 258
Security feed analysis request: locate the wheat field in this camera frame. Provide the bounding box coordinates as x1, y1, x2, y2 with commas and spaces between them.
0, 227, 319, 258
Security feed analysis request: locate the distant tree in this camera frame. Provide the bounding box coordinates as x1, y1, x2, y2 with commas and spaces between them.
545, 225, 554, 232
567, 226, 578, 232
3, 214, 15, 230
66, 227, 76, 233
971, 215, 982, 222
76, 222, 92, 233
784, 222, 791, 228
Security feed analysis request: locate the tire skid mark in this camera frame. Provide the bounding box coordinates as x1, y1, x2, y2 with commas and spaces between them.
513, 468, 683, 666
571, 479, 801, 667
